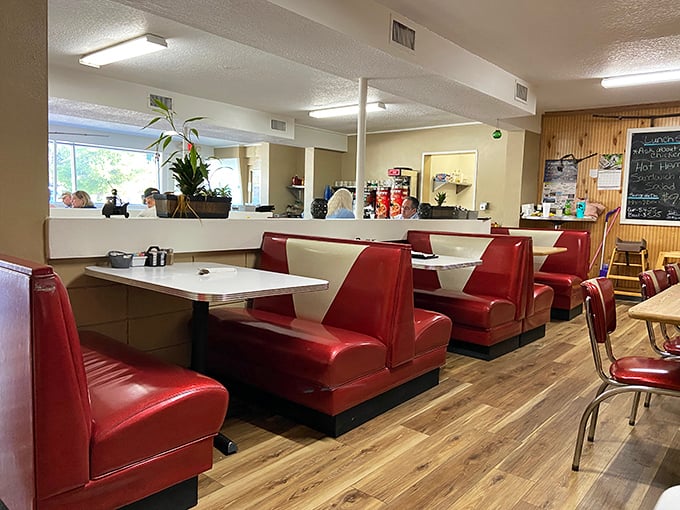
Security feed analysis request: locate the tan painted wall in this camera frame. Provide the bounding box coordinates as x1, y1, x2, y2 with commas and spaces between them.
312, 148, 344, 198
340, 124, 532, 226
268, 144, 305, 214
1, 0, 48, 262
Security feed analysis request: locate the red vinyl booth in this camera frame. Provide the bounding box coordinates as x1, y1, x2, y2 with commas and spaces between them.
406, 231, 551, 360
206, 233, 452, 436
492, 227, 590, 320
0, 255, 229, 510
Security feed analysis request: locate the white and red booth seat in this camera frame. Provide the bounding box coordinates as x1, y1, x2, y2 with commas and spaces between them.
206, 232, 452, 436
0, 254, 228, 510
407, 230, 552, 360
492, 227, 590, 320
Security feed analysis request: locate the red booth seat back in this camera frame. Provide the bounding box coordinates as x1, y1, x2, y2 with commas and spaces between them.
406, 231, 532, 321
0, 256, 92, 506
252, 232, 417, 367
492, 227, 591, 281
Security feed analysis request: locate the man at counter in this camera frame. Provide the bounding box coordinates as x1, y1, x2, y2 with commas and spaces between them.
394, 196, 419, 219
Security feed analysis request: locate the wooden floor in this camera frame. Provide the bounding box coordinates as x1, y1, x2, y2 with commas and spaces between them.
196, 302, 680, 509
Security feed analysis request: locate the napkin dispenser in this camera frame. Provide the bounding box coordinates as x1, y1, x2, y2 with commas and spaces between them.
145, 246, 166, 267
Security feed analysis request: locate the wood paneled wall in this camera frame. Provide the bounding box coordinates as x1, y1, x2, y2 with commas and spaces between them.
538, 103, 680, 280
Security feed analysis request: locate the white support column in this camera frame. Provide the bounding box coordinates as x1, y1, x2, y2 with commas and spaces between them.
303, 147, 315, 219
354, 77, 368, 220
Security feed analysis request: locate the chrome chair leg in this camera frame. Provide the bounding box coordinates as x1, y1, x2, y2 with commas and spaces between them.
588, 382, 609, 441
573, 385, 651, 471
630, 392, 641, 425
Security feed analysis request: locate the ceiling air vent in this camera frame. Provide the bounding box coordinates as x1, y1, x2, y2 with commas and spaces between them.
149, 94, 172, 110
391, 17, 416, 51
271, 119, 287, 132
515, 82, 528, 104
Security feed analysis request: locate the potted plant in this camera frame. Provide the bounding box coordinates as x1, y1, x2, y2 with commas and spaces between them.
434, 191, 447, 206
144, 98, 232, 218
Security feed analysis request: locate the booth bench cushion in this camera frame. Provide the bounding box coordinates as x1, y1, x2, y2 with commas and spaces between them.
81, 331, 228, 478
208, 308, 388, 388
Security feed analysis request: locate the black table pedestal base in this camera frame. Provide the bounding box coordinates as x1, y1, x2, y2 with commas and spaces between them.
193, 301, 238, 455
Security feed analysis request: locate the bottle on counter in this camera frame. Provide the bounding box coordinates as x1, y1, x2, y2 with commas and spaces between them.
564, 199, 572, 216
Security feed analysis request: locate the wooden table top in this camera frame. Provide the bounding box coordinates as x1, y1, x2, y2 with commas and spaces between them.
533, 246, 568, 256
628, 284, 680, 325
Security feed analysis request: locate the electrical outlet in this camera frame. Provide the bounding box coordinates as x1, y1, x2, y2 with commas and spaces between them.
480, 202, 489, 211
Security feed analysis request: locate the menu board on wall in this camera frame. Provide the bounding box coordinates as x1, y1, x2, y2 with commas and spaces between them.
621, 126, 680, 225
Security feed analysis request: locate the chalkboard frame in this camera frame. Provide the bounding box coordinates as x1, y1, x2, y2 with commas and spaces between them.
621, 126, 680, 226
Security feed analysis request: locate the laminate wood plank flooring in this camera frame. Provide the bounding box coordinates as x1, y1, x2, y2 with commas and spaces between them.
196, 302, 680, 509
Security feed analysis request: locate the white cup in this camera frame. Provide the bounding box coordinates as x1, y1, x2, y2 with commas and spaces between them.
542, 203, 551, 217
555, 207, 563, 217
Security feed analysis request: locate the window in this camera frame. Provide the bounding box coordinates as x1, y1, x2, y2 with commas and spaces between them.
48, 140, 160, 205
208, 158, 243, 206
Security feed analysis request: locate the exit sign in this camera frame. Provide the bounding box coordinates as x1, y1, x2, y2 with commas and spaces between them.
387, 168, 401, 176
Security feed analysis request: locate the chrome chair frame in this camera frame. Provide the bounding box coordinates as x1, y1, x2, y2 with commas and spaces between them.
573, 277, 680, 471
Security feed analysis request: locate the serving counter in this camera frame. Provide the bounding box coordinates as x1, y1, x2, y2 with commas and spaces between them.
47, 217, 489, 259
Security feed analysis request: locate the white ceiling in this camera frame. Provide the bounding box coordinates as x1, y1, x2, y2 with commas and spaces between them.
48, 0, 680, 145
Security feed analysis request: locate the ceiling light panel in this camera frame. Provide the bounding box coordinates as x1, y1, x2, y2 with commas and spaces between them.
601, 69, 680, 88
309, 102, 386, 118
79, 34, 168, 68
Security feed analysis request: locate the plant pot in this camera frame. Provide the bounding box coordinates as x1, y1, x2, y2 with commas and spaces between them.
154, 194, 232, 218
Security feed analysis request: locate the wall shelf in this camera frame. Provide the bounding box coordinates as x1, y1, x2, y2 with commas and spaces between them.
287, 185, 304, 201
432, 179, 471, 193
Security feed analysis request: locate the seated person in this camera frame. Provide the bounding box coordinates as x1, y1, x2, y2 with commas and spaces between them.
394, 196, 420, 219
71, 190, 95, 208
138, 187, 160, 217
61, 191, 72, 208
326, 188, 355, 218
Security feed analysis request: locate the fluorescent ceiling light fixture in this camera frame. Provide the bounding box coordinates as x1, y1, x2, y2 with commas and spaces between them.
79, 34, 167, 68
601, 69, 680, 88
309, 102, 386, 118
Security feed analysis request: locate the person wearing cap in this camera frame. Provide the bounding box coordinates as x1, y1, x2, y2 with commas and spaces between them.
138, 187, 160, 217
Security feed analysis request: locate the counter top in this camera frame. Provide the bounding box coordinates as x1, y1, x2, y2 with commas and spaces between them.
47, 217, 490, 259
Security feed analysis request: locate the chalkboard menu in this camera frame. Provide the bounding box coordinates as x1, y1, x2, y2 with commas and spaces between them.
622, 127, 680, 225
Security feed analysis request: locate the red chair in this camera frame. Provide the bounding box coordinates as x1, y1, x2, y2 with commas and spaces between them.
638, 269, 680, 357
573, 277, 680, 471
666, 262, 680, 285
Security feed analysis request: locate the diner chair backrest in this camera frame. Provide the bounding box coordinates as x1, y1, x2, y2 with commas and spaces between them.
666, 263, 680, 285
406, 230, 532, 321
253, 232, 417, 367
491, 227, 590, 280
0, 255, 91, 507
639, 269, 670, 299
581, 277, 617, 345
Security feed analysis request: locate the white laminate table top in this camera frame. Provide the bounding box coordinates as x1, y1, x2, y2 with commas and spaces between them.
85, 262, 329, 303
411, 254, 483, 271
628, 284, 680, 325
